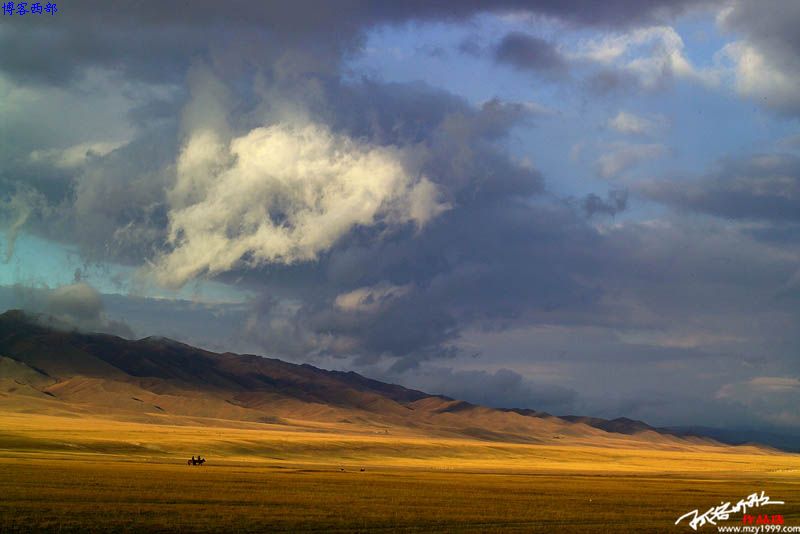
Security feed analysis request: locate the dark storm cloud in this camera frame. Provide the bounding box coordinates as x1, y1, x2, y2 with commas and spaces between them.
391, 366, 578, 412
3, 126, 178, 268
641, 153, 800, 222
719, 0, 800, 115
203, 80, 561, 370
235, 191, 623, 371
4, 0, 799, 434
584, 67, 642, 96
0, 0, 709, 271
324, 81, 545, 164
582, 190, 628, 217
457, 36, 485, 57
6, 75, 545, 272
50, 68, 790, 373
721, 0, 800, 60
0, 24, 211, 85
1, 0, 788, 380
745, 224, 800, 245
66, 132, 176, 264
494, 33, 567, 75
9, 68, 555, 370
69, 0, 708, 29
0, 283, 134, 338
0, 0, 713, 85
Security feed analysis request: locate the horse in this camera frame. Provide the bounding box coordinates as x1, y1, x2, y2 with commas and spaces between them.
187, 457, 206, 466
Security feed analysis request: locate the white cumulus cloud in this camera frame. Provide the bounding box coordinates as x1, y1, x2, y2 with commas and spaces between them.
608, 111, 668, 136
595, 142, 666, 179
152, 121, 449, 288
29, 140, 126, 169
334, 283, 413, 313
573, 26, 720, 90
719, 41, 800, 115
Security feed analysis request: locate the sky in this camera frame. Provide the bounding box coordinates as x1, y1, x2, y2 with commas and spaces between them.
1, 0, 799, 433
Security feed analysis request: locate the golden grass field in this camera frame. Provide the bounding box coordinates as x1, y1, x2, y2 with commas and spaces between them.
2, 410, 800, 532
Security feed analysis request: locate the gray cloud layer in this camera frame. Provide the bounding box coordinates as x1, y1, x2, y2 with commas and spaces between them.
1, 0, 798, 430
1, 283, 134, 338
494, 33, 567, 75
719, 0, 800, 115
641, 154, 800, 222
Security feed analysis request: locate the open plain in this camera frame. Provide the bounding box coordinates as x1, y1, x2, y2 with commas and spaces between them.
2, 410, 800, 533
1, 313, 799, 532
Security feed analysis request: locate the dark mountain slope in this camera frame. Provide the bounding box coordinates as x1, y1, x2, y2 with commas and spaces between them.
0, 309, 780, 450
0, 310, 431, 411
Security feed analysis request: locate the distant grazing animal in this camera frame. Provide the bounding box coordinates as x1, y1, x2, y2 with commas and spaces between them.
188, 456, 206, 466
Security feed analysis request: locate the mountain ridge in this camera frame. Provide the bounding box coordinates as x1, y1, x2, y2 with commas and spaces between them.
0, 309, 779, 451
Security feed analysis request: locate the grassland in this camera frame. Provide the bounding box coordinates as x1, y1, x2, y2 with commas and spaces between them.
3, 316, 798, 531
2, 456, 800, 533
2, 410, 800, 532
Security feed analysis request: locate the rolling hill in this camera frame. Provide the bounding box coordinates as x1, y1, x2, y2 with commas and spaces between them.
0, 309, 765, 451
